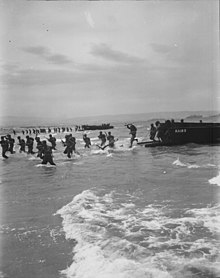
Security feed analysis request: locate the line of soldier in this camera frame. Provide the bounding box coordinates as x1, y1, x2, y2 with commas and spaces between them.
0, 134, 57, 164
0, 131, 113, 160
0, 132, 85, 163
13, 127, 74, 136
0, 124, 139, 163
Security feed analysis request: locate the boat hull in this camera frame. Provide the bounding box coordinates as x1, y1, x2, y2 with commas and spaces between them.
168, 124, 220, 144
138, 122, 220, 147
82, 124, 114, 131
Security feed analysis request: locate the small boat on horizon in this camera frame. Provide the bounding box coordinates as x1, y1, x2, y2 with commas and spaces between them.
75, 123, 114, 131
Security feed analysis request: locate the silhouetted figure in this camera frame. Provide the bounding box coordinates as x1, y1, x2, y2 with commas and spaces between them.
106, 132, 115, 148
46, 134, 56, 150
126, 124, 137, 148
17, 136, 26, 153
150, 124, 157, 141
26, 136, 34, 154
83, 134, 91, 148
41, 141, 56, 165
35, 137, 44, 158
6, 135, 15, 154
98, 131, 106, 146
62, 134, 76, 158
0, 136, 9, 158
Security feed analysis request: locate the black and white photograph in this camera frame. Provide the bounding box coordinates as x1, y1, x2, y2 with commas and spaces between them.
0, 1, 219, 277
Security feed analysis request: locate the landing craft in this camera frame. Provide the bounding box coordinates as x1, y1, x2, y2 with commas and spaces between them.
138, 120, 220, 147
76, 123, 114, 131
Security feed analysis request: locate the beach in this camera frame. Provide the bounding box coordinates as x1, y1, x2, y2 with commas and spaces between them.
0, 118, 220, 278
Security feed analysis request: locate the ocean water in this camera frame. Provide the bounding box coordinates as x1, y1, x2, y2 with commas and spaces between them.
0, 119, 220, 278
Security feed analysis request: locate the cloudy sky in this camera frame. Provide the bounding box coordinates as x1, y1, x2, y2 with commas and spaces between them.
0, 0, 218, 120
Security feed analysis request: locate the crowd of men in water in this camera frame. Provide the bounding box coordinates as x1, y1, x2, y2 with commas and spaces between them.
0, 122, 168, 165
0, 124, 140, 165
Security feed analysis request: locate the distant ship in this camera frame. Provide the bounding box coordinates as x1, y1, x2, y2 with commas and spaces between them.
76, 123, 114, 131
138, 120, 220, 147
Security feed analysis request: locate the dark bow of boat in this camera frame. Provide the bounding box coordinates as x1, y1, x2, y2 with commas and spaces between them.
138, 120, 220, 147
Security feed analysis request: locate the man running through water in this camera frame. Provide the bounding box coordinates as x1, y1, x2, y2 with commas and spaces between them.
26, 136, 35, 154
62, 134, 77, 158
17, 136, 26, 153
6, 135, 15, 154
41, 141, 56, 165
0, 136, 9, 158
46, 134, 56, 150
83, 134, 91, 148
98, 131, 106, 147
126, 124, 138, 148
106, 132, 116, 148
35, 137, 44, 159
68, 135, 77, 155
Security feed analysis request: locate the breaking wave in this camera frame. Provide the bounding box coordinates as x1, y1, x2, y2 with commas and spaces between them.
57, 190, 220, 278
209, 172, 220, 186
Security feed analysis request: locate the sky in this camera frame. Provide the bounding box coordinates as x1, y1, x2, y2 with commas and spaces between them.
0, 0, 219, 120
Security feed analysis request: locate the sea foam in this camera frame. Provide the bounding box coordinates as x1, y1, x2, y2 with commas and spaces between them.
209, 172, 220, 186
57, 190, 220, 278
